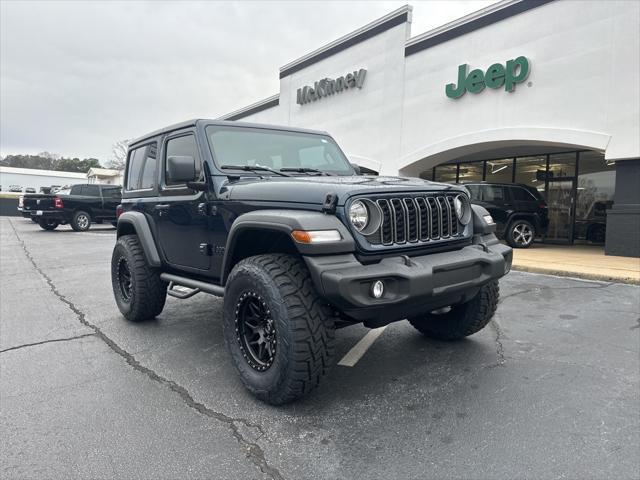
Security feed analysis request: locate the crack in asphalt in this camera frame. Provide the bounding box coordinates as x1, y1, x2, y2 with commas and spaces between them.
0, 333, 96, 354
8, 219, 283, 480
488, 319, 506, 368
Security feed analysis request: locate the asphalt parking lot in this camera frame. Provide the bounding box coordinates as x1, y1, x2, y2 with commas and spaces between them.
1, 216, 639, 480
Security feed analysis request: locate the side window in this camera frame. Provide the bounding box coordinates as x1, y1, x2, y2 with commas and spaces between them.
140, 144, 157, 189
126, 143, 157, 191
102, 187, 121, 198
466, 185, 481, 200
511, 186, 535, 201
164, 134, 201, 187
482, 185, 506, 202
70, 185, 83, 195
85, 185, 100, 197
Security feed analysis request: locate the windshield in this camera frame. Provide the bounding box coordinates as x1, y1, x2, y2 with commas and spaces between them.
206, 125, 353, 175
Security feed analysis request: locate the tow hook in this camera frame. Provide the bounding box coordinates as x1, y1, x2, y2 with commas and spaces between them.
400, 255, 415, 267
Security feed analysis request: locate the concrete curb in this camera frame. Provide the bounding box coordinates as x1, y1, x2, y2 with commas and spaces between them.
512, 265, 640, 286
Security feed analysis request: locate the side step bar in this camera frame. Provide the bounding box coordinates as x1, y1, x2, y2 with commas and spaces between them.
160, 273, 225, 298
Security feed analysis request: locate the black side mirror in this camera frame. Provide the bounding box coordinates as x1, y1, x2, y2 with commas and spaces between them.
167, 156, 196, 183
350, 163, 362, 175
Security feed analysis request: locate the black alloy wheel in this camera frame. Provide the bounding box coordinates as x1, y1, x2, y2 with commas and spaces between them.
235, 291, 277, 372
117, 257, 133, 302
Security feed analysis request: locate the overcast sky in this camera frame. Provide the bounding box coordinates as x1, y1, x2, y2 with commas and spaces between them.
1, 0, 496, 162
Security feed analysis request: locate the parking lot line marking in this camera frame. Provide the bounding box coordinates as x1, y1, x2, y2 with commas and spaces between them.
338, 326, 388, 367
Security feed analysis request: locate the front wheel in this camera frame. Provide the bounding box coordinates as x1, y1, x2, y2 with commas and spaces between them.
71, 210, 91, 232
505, 219, 535, 248
111, 235, 167, 322
223, 254, 335, 405
37, 219, 59, 231
408, 281, 499, 341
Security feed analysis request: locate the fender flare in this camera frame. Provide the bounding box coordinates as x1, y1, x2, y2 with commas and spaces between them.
221, 209, 355, 284
116, 211, 162, 267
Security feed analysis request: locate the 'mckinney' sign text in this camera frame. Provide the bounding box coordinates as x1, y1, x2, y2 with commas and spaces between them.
297, 69, 367, 105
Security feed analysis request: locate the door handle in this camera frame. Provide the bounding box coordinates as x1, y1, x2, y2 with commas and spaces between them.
155, 204, 170, 211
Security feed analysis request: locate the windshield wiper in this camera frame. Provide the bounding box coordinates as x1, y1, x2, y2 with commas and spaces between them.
220, 165, 292, 177
279, 167, 335, 176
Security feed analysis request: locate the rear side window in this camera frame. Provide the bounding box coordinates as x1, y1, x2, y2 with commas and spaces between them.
70, 185, 83, 195
164, 134, 201, 187
510, 186, 537, 201
102, 187, 121, 198
85, 185, 100, 196
482, 185, 506, 202
126, 143, 157, 191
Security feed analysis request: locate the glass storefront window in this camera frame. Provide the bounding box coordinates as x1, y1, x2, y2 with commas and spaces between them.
574, 151, 615, 243
434, 164, 457, 183
548, 152, 576, 178
419, 169, 434, 181
485, 158, 513, 183
457, 162, 484, 183
515, 156, 547, 194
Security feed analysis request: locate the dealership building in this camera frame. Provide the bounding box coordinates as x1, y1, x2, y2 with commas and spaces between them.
219, 0, 640, 257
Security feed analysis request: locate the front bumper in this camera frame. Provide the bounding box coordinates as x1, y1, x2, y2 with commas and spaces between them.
304, 236, 512, 325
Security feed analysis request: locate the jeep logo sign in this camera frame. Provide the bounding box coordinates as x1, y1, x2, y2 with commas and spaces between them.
297, 69, 367, 105
445, 56, 530, 99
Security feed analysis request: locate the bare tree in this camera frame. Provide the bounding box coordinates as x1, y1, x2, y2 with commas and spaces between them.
106, 139, 131, 170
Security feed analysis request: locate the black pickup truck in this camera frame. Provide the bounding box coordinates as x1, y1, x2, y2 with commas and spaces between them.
20, 183, 122, 231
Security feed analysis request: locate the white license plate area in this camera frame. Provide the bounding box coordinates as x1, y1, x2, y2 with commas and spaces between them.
36, 210, 43, 216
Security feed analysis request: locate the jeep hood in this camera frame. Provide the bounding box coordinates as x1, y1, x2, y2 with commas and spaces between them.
219, 175, 465, 206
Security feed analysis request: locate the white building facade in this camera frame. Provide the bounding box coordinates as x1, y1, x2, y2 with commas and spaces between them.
0, 166, 87, 193
219, 0, 640, 257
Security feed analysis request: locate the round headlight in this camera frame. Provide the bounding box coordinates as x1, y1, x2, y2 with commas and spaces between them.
454, 195, 471, 225
349, 200, 369, 232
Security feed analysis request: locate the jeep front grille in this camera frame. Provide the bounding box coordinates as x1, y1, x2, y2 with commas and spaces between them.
362, 194, 464, 246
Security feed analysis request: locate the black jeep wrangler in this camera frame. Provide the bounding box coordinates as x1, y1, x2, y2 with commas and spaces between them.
111, 119, 512, 405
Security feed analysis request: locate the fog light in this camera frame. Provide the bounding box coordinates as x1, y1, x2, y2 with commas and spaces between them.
371, 280, 384, 298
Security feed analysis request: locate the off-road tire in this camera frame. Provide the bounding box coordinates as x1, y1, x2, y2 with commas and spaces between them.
111, 234, 167, 322
223, 254, 336, 405
505, 219, 535, 248
71, 210, 91, 232
37, 219, 59, 231
408, 281, 499, 341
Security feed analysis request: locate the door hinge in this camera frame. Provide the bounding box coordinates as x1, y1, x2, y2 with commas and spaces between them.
199, 243, 213, 256
322, 192, 338, 214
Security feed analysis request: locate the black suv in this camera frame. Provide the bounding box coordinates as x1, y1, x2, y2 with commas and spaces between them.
111, 119, 512, 404
464, 183, 548, 248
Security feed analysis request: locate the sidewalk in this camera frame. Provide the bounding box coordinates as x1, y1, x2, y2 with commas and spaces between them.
511, 243, 640, 284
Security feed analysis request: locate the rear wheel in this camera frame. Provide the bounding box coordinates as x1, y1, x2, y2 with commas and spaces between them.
506, 219, 535, 248
37, 219, 59, 231
71, 210, 91, 232
111, 234, 167, 322
408, 281, 499, 341
223, 254, 335, 405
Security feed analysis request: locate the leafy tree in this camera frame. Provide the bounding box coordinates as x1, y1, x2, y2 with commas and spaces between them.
1, 154, 103, 173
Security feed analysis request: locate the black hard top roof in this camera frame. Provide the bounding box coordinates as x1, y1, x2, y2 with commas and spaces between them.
130, 119, 330, 147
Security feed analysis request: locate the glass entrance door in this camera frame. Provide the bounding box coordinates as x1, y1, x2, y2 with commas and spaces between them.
545, 178, 575, 243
